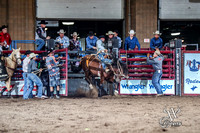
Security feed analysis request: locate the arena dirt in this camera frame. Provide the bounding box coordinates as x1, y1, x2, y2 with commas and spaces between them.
0, 96, 199, 133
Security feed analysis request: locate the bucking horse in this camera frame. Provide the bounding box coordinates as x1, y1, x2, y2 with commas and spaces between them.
81, 54, 128, 97
0, 48, 21, 98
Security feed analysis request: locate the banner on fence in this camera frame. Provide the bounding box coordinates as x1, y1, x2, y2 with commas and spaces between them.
120, 80, 175, 95
0, 80, 66, 96
184, 53, 200, 94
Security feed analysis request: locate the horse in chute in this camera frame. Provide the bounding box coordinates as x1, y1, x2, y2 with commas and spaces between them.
0, 48, 21, 97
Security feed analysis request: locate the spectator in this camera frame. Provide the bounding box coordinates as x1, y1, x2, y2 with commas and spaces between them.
113, 30, 122, 49
69, 32, 82, 51
0, 25, 12, 51
46, 49, 61, 99
124, 30, 140, 50
106, 31, 119, 58
86, 31, 98, 52
150, 31, 163, 50
55, 29, 69, 49
35, 20, 50, 51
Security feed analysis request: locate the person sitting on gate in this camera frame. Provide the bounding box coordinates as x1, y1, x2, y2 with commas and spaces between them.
55, 29, 69, 49
86, 31, 98, 51
150, 31, 163, 51
124, 30, 140, 50
113, 30, 122, 49
147, 49, 164, 96
35, 20, 51, 51
24, 53, 47, 99
46, 49, 61, 99
38, 52, 50, 97
0, 25, 12, 51
22, 50, 33, 99
96, 35, 106, 52
69, 32, 82, 51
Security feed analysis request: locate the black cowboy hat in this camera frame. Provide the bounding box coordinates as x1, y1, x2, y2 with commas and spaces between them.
1, 25, 8, 30
99, 35, 105, 39
88, 31, 94, 36
25, 50, 31, 55
38, 20, 48, 24
114, 30, 119, 34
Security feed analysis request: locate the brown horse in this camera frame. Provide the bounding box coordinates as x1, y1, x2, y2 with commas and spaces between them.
81, 54, 128, 96
0, 48, 21, 97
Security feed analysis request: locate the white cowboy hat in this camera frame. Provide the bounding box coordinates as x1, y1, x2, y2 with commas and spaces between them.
153, 31, 162, 35
107, 31, 114, 35
154, 50, 161, 56
29, 53, 38, 59
57, 29, 66, 34
128, 30, 136, 35
71, 32, 79, 37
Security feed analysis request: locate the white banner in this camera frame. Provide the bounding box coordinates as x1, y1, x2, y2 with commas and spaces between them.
184, 53, 200, 94
0, 80, 66, 96
120, 80, 175, 95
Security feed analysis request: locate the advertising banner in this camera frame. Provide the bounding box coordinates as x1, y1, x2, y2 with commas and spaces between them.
120, 80, 175, 95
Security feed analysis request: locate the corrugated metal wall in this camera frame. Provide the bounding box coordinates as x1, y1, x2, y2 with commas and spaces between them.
0, 0, 35, 50
125, 0, 158, 48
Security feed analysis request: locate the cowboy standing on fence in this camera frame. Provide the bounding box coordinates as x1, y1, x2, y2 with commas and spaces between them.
46, 49, 61, 99
147, 50, 164, 96
86, 31, 98, 52
124, 30, 140, 50
150, 31, 163, 50
55, 29, 69, 49
35, 20, 51, 51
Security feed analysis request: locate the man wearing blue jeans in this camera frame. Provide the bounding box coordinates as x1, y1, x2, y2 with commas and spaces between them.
24, 53, 47, 99
22, 50, 32, 99
35, 20, 51, 51
147, 49, 164, 96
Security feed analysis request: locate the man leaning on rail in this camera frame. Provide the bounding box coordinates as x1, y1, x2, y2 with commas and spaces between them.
147, 49, 164, 96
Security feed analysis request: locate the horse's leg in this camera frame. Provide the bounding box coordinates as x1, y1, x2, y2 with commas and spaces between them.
6, 77, 12, 98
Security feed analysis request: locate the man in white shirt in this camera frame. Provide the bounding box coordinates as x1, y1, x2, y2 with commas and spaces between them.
22, 50, 32, 99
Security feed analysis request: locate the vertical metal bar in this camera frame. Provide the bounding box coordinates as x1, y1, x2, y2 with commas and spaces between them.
65, 48, 68, 96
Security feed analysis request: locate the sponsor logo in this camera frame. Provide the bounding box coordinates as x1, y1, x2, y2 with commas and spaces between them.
159, 107, 182, 128
186, 59, 200, 72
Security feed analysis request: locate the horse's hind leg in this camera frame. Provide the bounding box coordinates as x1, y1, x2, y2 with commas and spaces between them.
6, 78, 12, 98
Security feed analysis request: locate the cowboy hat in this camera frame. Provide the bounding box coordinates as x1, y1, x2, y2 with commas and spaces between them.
107, 31, 114, 35
99, 35, 105, 39
38, 20, 48, 24
1, 25, 8, 30
25, 50, 31, 55
57, 29, 66, 34
128, 30, 136, 35
71, 32, 79, 37
153, 31, 162, 35
88, 31, 94, 36
29, 53, 38, 59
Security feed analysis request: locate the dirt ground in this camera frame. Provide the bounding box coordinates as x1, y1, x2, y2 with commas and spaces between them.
0, 96, 200, 133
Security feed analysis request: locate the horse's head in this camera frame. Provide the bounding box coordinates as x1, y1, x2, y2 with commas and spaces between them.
111, 59, 129, 83
12, 48, 21, 65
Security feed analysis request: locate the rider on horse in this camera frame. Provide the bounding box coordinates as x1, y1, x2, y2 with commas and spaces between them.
96, 35, 112, 72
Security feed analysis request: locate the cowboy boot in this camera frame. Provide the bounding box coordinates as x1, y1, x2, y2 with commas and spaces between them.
7, 90, 13, 98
